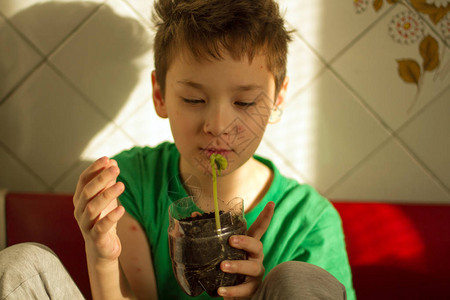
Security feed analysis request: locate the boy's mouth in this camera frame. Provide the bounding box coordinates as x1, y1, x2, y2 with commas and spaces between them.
201, 148, 232, 158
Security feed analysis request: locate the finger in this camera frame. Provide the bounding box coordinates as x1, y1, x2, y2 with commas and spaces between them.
228, 235, 263, 259
220, 259, 264, 277
74, 166, 120, 222
247, 201, 275, 240
85, 164, 120, 198
109, 159, 118, 167
218, 280, 259, 298
79, 182, 124, 230
81, 165, 119, 206
74, 156, 110, 201
76, 159, 118, 201
93, 205, 125, 235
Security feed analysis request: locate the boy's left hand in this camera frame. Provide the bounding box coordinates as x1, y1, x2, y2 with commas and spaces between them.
218, 201, 275, 299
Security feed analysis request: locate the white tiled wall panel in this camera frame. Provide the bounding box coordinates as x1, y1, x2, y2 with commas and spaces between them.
0, 63, 110, 185
398, 87, 450, 189
0, 16, 42, 100
1, 0, 449, 202
0, 144, 48, 192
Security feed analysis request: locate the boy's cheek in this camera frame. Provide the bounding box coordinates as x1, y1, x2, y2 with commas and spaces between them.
240, 95, 273, 131
219, 119, 261, 154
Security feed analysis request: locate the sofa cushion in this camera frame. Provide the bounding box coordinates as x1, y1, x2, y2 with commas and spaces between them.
333, 202, 450, 300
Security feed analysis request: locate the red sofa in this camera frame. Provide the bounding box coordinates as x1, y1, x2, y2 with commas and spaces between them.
2, 192, 450, 300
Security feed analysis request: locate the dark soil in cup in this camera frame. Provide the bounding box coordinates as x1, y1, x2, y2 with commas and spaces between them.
169, 211, 247, 297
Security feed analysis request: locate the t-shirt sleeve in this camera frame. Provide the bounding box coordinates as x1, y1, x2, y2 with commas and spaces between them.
297, 206, 356, 300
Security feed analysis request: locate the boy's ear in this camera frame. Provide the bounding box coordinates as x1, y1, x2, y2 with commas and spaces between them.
269, 76, 289, 124
152, 71, 168, 118
275, 76, 289, 108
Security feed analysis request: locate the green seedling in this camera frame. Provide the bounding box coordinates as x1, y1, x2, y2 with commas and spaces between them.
210, 154, 228, 231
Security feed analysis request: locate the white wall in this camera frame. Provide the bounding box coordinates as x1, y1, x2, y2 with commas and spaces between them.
0, 0, 449, 203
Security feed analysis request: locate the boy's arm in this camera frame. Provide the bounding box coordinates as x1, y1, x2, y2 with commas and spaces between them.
117, 211, 158, 300
85, 250, 135, 300
74, 157, 135, 300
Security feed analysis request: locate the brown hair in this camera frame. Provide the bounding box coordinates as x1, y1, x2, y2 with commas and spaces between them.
153, 0, 292, 97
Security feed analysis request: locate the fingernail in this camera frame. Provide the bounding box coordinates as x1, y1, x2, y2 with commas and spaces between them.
97, 156, 108, 165
222, 261, 231, 271
230, 236, 239, 244
218, 287, 227, 296
113, 182, 122, 191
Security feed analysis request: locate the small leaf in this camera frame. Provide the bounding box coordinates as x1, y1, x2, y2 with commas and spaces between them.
420, 35, 439, 71
210, 154, 228, 175
397, 59, 421, 85
373, 0, 383, 11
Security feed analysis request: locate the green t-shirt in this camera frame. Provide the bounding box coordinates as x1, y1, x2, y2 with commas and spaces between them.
114, 142, 355, 299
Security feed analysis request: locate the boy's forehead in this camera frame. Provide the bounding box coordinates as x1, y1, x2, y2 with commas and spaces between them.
167, 47, 269, 73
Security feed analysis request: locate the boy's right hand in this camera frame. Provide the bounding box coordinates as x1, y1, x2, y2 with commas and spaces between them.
73, 157, 126, 262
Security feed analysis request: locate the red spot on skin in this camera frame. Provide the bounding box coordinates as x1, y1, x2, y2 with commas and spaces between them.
136, 268, 142, 273
130, 225, 138, 231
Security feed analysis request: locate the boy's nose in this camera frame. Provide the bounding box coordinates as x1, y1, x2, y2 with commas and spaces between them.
203, 105, 234, 137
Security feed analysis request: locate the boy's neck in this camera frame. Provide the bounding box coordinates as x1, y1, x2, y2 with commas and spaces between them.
179, 157, 273, 213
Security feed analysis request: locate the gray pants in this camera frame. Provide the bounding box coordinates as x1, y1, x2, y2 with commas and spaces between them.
0, 243, 346, 300
0, 243, 84, 300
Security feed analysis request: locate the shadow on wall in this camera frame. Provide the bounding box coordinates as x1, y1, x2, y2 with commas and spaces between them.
0, 1, 152, 193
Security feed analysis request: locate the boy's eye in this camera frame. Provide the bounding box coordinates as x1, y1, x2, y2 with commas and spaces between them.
235, 101, 256, 108
183, 98, 205, 104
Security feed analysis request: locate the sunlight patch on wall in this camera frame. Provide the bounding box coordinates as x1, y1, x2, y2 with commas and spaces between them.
258, 0, 324, 184
80, 123, 134, 160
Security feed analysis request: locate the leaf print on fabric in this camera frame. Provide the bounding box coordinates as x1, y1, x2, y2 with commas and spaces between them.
420, 35, 440, 71
397, 59, 421, 85
373, 0, 384, 11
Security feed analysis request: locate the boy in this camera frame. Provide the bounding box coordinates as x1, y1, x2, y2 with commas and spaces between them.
73, 0, 355, 299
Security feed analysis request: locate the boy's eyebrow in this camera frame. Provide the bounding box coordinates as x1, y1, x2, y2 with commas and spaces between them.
176, 80, 263, 92
235, 84, 264, 92
176, 80, 203, 90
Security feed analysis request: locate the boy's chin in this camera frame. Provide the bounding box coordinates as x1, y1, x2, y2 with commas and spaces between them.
193, 162, 233, 178
198, 166, 228, 177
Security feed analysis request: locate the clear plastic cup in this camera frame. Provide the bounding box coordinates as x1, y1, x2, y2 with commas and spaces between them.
168, 197, 247, 297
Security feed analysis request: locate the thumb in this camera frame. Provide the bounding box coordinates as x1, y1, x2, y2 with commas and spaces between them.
247, 201, 275, 240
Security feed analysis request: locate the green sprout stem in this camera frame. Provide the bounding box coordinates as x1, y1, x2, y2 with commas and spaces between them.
210, 154, 228, 232
212, 162, 221, 231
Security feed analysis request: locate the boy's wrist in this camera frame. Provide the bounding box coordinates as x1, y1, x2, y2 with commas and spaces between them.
84, 244, 120, 268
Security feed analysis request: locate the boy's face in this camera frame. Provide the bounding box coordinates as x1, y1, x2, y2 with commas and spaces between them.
152, 50, 285, 177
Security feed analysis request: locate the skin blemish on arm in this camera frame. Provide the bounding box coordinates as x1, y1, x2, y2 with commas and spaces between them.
130, 225, 138, 231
